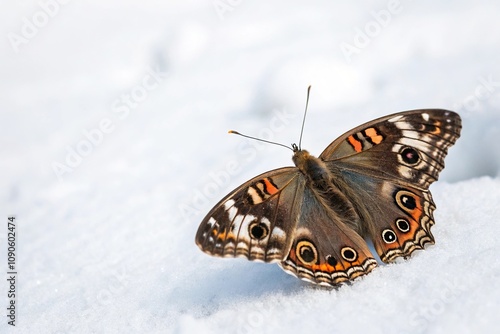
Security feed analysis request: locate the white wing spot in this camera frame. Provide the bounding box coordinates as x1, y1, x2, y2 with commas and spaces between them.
260, 216, 271, 227
397, 165, 413, 179
224, 199, 235, 209
422, 113, 430, 121
389, 115, 403, 123
401, 129, 422, 141
247, 187, 263, 204
271, 227, 286, 239
267, 248, 281, 256
224, 199, 237, 221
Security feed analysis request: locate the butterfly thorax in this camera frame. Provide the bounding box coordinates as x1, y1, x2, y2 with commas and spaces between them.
292, 150, 331, 190
293, 149, 361, 231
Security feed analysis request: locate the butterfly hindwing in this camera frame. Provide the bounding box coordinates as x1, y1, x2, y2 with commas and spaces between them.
329, 169, 437, 262
280, 185, 378, 286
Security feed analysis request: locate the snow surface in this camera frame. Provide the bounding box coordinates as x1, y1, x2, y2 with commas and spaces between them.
1, 1, 500, 333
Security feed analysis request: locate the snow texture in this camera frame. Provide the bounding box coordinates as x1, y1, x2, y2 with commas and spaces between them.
1, 1, 500, 333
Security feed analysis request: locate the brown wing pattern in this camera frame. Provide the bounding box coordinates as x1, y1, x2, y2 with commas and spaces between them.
280, 185, 377, 286
195, 168, 303, 262
328, 169, 438, 263
321, 109, 461, 262
320, 109, 461, 190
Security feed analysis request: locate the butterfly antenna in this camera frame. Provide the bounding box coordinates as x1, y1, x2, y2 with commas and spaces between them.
298, 85, 311, 150
228, 130, 294, 151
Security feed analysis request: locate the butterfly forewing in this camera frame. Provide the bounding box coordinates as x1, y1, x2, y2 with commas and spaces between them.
320, 109, 461, 190
196, 168, 304, 262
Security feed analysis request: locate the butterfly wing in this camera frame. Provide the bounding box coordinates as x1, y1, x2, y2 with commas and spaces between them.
320, 109, 461, 190
196, 166, 378, 285
319, 109, 461, 262
196, 167, 303, 262
280, 184, 378, 286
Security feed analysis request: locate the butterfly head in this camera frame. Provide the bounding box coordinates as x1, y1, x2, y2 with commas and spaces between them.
292, 147, 313, 170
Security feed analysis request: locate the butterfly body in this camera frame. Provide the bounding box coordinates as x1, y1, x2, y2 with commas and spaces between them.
196, 109, 461, 286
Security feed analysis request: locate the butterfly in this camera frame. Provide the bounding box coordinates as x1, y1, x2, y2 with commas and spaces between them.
195, 108, 461, 286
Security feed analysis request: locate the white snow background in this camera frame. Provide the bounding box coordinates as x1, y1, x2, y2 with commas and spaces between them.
1, 1, 500, 333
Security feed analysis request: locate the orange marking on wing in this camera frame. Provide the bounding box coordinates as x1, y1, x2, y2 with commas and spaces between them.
215, 230, 235, 241
290, 250, 338, 273
371, 135, 384, 144
308, 258, 370, 281
402, 195, 424, 223
393, 218, 419, 245
364, 127, 377, 137
311, 261, 347, 273
347, 135, 363, 152
364, 127, 384, 144
263, 178, 279, 195
432, 121, 442, 134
